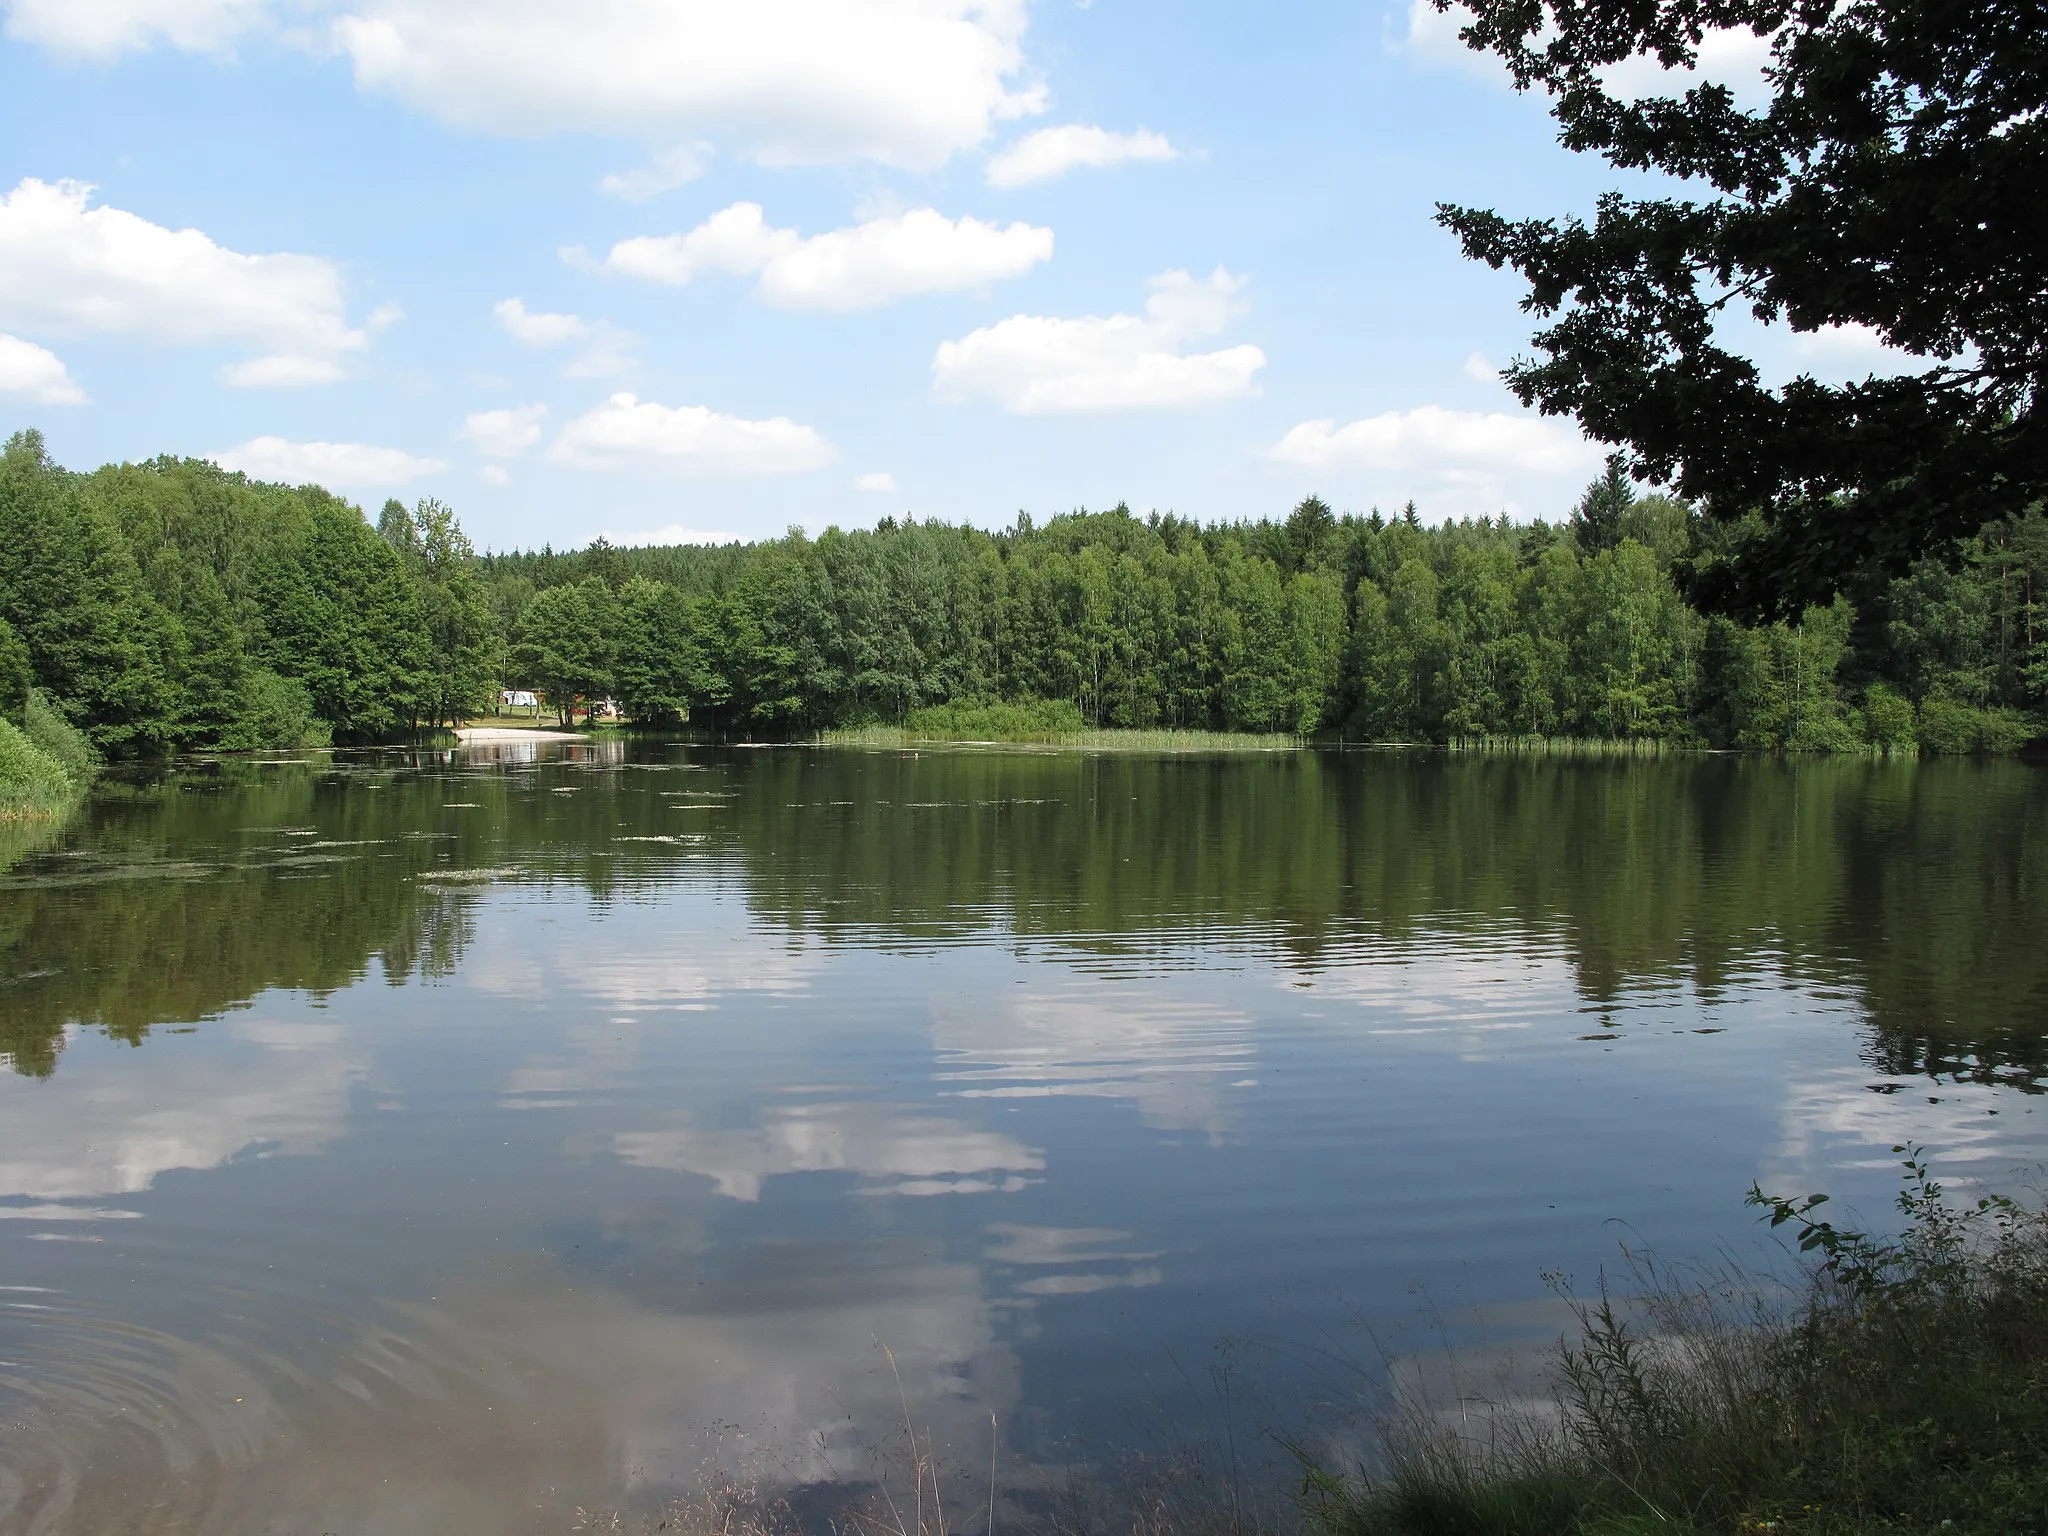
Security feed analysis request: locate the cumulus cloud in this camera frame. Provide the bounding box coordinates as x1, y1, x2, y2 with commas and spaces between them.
0, 178, 362, 385
551, 393, 836, 476
932, 266, 1265, 414
215, 435, 447, 486
1266, 405, 1603, 514
855, 471, 897, 492
1, 0, 267, 57
10, 2, 1047, 170
597, 202, 1052, 312
460, 403, 547, 458
493, 297, 637, 378
329, 0, 1043, 169
985, 124, 1177, 187
0, 333, 85, 404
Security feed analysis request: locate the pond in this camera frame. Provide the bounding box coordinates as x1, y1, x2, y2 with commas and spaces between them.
2, 743, 2045, 1533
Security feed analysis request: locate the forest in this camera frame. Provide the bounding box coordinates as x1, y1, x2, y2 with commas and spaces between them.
1, 426, 2043, 760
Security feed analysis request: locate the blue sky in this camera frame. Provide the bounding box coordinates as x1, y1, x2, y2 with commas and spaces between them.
0, 0, 1855, 551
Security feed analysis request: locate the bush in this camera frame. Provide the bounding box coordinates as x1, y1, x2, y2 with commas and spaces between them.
1858, 683, 1917, 751
217, 669, 328, 751
1785, 705, 1865, 753
23, 688, 100, 782
1308, 1151, 2048, 1536
904, 697, 1088, 741
1916, 697, 2038, 755
0, 715, 76, 818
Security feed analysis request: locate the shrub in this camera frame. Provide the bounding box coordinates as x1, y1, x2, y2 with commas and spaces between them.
1916, 697, 2038, 754
218, 669, 328, 750
23, 688, 100, 782
1785, 705, 1865, 753
1858, 683, 1916, 751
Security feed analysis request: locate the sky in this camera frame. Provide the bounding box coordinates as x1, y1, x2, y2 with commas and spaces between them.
0, 0, 1874, 551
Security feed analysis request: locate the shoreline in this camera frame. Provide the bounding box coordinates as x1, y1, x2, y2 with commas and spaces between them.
455, 726, 588, 743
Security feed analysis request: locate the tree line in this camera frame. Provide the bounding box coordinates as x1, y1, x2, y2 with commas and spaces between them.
2, 428, 2043, 756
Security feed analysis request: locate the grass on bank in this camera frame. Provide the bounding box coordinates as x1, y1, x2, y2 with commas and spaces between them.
819, 699, 1301, 752
0, 689, 98, 821
1305, 1150, 2048, 1536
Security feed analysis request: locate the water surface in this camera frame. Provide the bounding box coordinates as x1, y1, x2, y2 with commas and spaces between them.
2, 744, 2045, 1533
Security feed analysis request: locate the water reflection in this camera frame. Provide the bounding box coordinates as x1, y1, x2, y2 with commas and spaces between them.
614, 1101, 1043, 1201
0, 746, 2044, 1532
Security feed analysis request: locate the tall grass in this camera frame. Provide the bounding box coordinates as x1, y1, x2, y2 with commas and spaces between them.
1304, 1150, 2048, 1536
0, 715, 78, 821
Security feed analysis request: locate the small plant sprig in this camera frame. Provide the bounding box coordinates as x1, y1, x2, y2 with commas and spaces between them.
1747, 1143, 2028, 1301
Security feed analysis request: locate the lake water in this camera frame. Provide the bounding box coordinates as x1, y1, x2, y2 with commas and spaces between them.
2, 743, 2045, 1533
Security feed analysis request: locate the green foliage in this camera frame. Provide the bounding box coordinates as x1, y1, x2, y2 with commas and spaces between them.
4, 435, 2042, 757
0, 615, 29, 722
904, 697, 1087, 740
23, 688, 100, 782
1435, 0, 2048, 620
0, 714, 74, 818
507, 577, 617, 724
1570, 454, 1632, 556
1859, 683, 1916, 751
1311, 1152, 2048, 1536
1915, 698, 2038, 755
218, 669, 327, 750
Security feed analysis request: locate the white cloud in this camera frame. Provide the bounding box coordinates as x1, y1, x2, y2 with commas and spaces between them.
459, 403, 547, 458
493, 296, 583, 347
1266, 405, 1603, 514
1269, 405, 1597, 475
551, 393, 836, 476
366, 300, 405, 330
600, 523, 744, 546
932, 266, 1265, 414
599, 202, 1052, 312
0, 178, 362, 383
329, 0, 1044, 169
493, 297, 637, 378
855, 471, 897, 493
221, 353, 347, 388
0, 333, 85, 404
599, 143, 710, 201
1, 0, 266, 57
215, 435, 447, 486
986, 124, 1177, 187
1464, 350, 1498, 382
478, 464, 511, 486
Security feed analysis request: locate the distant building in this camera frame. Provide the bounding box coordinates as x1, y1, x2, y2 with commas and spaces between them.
500, 689, 538, 709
